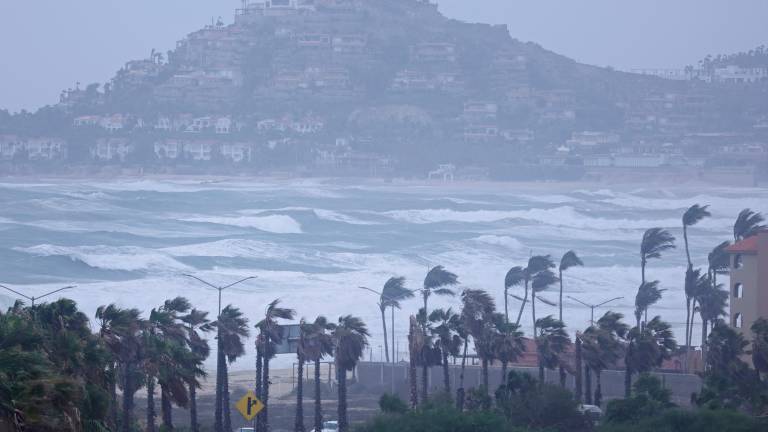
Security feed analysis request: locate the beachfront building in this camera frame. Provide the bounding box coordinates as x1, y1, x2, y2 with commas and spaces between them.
727, 231, 768, 341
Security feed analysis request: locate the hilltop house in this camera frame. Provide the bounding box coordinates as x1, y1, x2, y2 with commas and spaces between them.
93, 138, 133, 161
726, 232, 768, 345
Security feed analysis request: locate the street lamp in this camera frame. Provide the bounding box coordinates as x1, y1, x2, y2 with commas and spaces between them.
567, 295, 623, 326
0, 284, 76, 306
357, 286, 414, 364
183, 274, 257, 318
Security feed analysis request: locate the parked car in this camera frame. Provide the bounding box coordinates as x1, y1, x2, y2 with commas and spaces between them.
311, 420, 339, 432
236, 428, 254, 432
578, 404, 603, 423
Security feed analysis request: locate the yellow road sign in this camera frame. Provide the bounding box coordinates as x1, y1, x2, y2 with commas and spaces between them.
235, 390, 264, 421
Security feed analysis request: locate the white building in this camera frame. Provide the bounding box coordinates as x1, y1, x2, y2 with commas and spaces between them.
221, 143, 253, 163
713, 65, 768, 84
215, 117, 233, 134
154, 140, 184, 159
93, 139, 133, 161
184, 141, 214, 161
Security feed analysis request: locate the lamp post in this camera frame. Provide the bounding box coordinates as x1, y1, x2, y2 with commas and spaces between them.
0, 284, 76, 306
183, 274, 257, 318
357, 286, 414, 364
567, 296, 623, 326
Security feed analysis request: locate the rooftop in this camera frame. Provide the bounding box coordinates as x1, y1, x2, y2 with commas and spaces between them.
726, 233, 763, 254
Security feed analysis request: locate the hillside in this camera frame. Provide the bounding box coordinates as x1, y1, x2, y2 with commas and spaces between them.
1, 0, 766, 179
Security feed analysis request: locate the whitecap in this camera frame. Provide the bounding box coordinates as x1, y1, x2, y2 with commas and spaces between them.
16, 244, 191, 272
180, 215, 303, 234
473, 235, 526, 250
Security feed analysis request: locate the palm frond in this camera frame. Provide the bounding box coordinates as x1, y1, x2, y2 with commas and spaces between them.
559, 250, 584, 272
505, 266, 525, 288
423, 266, 459, 290
734, 208, 766, 241
683, 204, 711, 227
641, 228, 676, 260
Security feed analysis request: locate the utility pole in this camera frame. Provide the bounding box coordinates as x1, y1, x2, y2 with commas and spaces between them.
567, 296, 623, 326
0, 284, 75, 306
183, 274, 257, 318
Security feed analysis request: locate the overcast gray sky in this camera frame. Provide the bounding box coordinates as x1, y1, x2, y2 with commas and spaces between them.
1, 0, 767, 112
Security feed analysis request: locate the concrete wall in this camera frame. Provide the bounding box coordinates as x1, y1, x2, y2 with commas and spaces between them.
356, 362, 702, 407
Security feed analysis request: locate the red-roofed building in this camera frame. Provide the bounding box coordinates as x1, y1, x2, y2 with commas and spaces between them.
726, 231, 768, 342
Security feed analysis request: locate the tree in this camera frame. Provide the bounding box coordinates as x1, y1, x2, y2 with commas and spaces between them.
460, 289, 497, 401
422, 266, 458, 334
333, 315, 369, 432
751, 318, 768, 380
558, 251, 583, 322
407, 316, 422, 409
697, 282, 728, 368
581, 312, 628, 406
215, 306, 250, 432
96, 304, 145, 432
380, 277, 413, 363
707, 241, 731, 289
493, 318, 525, 385
535, 316, 570, 383
634, 281, 664, 329
640, 228, 675, 285
684, 269, 709, 371
503, 266, 524, 324
181, 309, 212, 432
429, 308, 462, 393
514, 255, 556, 328
530, 267, 559, 338
302, 316, 334, 432
255, 299, 295, 432
733, 208, 766, 241
624, 317, 676, 397
682, 204, 710, 371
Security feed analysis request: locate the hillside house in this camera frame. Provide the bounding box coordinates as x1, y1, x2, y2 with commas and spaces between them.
713, 66, 768, 84
567, 131, 621, 150
73, 115, 101, 127
184, 141, 214, 161
221, 142, 253, 162
0, 135, 22, 160
297, 33, 332, 48
99, 115, 128, 133
332, 34, 367, 53
411, 43, 456, 63
464, 125, 499, 142
154, 139, 184, 159
93, 138, 133, 161
463, 101, 498, 121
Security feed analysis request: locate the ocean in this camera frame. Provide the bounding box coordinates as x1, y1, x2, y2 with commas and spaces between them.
0, 178, 763, 369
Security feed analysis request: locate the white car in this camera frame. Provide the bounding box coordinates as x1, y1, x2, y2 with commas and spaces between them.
578, 404, 603, 423
311, 420, 339, 432
236, 428, 255, 432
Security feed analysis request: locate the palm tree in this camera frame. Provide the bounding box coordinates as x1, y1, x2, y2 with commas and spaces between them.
514, 255, 556, 328
640, 228, 675, 285
407, 315, 422, 408
181, 309, 212, 432
429, 308, 462, 393
558, 251, 583, 322
333, 315, 369, 432
493, 317, 525, 383
460, 289, 497, 397
96, 304, 145, 432
216, 306, 250, 432
634, 281, 664, 329
697, 281, 728, 368
684, 269, 710, 371
581, 312, 628, 406
624, 316, 676, 397
256, 300, 295, 432
380, 277, 413, 363
750, 318, 768, 380
504, 266, 524, 324
422, 266, 459, 333
708, 241, 731, 288
530, 266, 558, 343
302, 316, 334, 432
296, 319, 309, 432
535, 316, 570, 383
733, 208, 766, 241
682, 204, 711, 266
156, 297, 194, 431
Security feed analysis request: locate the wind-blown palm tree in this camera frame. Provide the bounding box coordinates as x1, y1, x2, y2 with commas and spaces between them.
530, 267, 559, 342
684, 269, 711, 371
379, 277, 413, 363
494, 317, 525, 383
682, 204, 711, 266
296, 319, 310, 432
422, 266, 458, 333
333, 315, 369, 432
708, 241, 731, 288
429, 308, 462, 393
504, 266, 524, 324
216, 306, 250, 432
640, 228, 675, 285
751, 318, 768, 380
634, 281, 664, 329
407, 315, 422, 408
256, 299, 295, 432
697, 281, 728, 367
733, 208, 766, 241
581, 312, 628, 406
96, 304, 145, 432
558, 251, 583, 322
181, 309, 212, 432
624, 316, 676, 397
535, 316, 570, 383
514, 255, 556, 328
302, 316, 334, 432
460, 289, 497, 397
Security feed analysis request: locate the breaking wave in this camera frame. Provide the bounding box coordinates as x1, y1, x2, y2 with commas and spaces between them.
179, 214, 302, 234
16, 244, 191, 272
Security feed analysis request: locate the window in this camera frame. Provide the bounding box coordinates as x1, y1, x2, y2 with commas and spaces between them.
734, 254, 743, 269
733, 313, 743, 328
734, 283, 743, 299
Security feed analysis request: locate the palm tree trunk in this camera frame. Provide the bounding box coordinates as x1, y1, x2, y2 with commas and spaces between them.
482, 358, 489, 395
121, 362, 135, 432
685, 295, 691, 373
408, 341, 418, 408
189, 382, 198, 432
161, 387, 173, 430
314, 358, 322, 432
624, 346, 632, 398
701, 319, 708, 370
295, 353, 305, 432
584, 366, 592, 405
456, 338, 468, 411
684, 226, 691, 267
688, 299, 697, 372
531, 291, 537, 338
147, 375, 156, 432
504, 286, 509, 324
215, 337, 224, 432
381, 307, 390, 363
594, 370, 602, 407
223, 359, 232, 432
255, 340, 263, 432
421, 360, 429, 404
263, 355, 270, 432
539, 362, 545, 383
515, 281, 529, 327
575, 337, 582, 403
109, 363, 118, 431
559, 270, 564, 322
501, 360, 508, 385
641, 259, 646, 286
422, 293, 429, 333
442, 352, 450, 393
337, 363, 348, 432
559, 365, 566, 388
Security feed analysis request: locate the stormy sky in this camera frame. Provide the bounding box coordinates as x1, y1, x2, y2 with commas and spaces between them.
1, 0, 766, 112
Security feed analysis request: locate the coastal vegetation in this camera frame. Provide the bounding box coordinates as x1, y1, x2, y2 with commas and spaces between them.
1, 206, 768, 432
